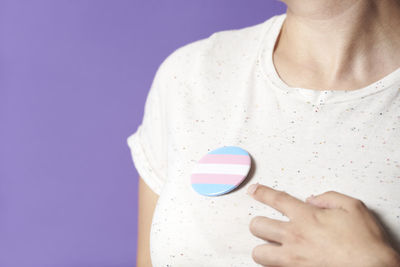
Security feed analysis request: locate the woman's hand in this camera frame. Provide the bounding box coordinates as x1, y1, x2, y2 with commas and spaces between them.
247, 183, 400, 267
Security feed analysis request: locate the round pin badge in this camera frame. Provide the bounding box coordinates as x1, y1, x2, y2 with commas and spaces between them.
190, 146, 252, 196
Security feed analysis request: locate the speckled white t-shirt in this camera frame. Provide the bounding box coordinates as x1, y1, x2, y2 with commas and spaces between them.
127, 13, 400, 266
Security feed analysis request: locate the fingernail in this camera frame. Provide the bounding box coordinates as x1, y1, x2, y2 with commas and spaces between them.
247, 183, 259, 195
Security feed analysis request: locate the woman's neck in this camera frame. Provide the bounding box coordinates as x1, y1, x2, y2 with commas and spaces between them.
275, 0, 400, 90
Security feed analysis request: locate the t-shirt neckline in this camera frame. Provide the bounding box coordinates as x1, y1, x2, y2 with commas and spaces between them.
257, 13, 400, 105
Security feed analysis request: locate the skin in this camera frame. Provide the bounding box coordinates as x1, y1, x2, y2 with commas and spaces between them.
136, 177, 158, 266
273, 0, 400, 91
247, 183, 400, 266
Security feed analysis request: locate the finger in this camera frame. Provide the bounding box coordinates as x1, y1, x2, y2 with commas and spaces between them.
306, 190, 366, 212
248, 183, 310, 219
252, 242, 288, 266
249, 215, 289, 243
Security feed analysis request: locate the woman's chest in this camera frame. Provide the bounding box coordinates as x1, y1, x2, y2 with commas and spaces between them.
150, 109, 400, 266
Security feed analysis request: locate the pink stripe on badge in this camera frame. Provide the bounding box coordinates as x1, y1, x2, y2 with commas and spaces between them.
198, 154, 250, 165
191, 173, 244, 185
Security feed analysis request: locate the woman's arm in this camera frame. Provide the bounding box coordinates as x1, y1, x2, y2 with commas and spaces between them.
382, 247, 400, 267
136, 176, 159, 267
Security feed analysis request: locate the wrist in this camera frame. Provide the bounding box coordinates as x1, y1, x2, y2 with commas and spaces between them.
364, 245, 400, 267
380, 246, 400, 267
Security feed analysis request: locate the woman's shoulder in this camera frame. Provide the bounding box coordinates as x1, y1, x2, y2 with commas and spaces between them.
153, 14, 283, 114
159, 14, 282, 77
151, 15, 284, 139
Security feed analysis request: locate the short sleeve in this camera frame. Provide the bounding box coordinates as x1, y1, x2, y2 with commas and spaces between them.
126, 61, 168, 196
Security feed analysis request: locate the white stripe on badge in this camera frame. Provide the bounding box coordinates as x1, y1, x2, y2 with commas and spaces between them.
192, 163, 249, 175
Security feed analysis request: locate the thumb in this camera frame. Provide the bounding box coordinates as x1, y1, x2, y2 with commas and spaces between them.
305, 191, 354, 211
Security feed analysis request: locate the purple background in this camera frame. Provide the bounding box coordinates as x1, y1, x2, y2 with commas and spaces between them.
0, 1, 285, 266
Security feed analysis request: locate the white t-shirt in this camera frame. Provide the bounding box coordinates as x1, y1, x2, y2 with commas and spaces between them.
127, 12, 400, 266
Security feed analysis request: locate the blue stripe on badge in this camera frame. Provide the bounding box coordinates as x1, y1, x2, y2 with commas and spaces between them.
208, 146, 248, 155
191, 183, 235, 196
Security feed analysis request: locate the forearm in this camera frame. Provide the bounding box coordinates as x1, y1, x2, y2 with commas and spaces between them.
384, 248, 400, 267
377, 246, 400, 267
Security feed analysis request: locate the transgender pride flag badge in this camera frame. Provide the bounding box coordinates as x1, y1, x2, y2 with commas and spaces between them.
190, 146, 252, 196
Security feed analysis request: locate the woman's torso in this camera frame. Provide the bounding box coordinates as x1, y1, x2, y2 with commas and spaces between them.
150, 14, 400, 266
